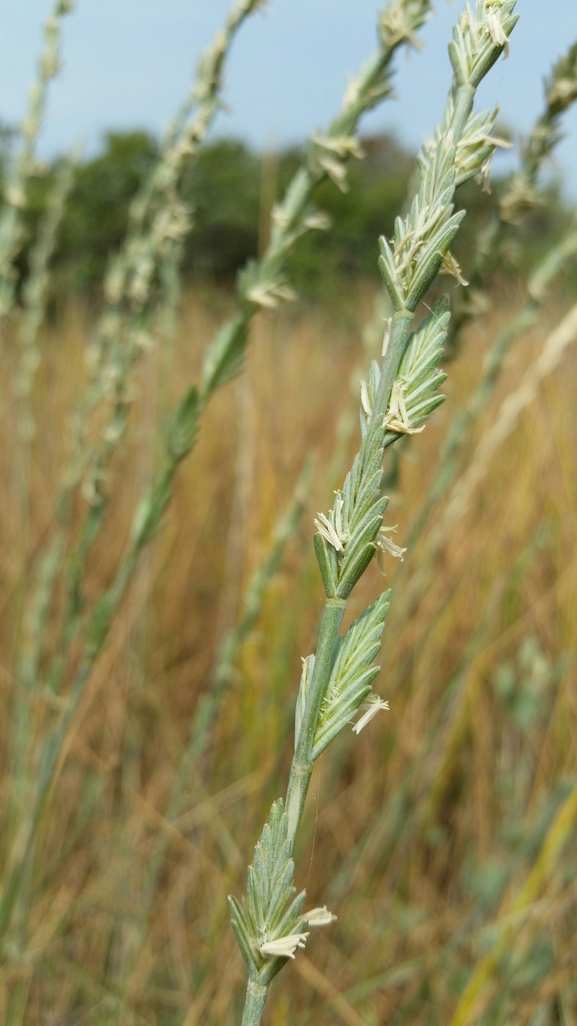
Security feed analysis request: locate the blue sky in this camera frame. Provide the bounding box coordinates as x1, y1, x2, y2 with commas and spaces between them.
1, 1, 577, 196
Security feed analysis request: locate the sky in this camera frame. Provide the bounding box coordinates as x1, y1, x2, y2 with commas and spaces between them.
1, 0, 577, 197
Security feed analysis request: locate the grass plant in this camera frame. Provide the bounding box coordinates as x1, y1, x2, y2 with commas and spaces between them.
229, 4, 521, 1021
1, 0, 577, 1024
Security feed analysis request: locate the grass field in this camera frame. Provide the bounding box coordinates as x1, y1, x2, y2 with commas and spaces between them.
1, 282, 576, 1024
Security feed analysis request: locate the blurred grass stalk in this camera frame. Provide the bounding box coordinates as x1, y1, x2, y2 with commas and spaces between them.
0, 0, 73, 350
13, 156, 75, 567
407, 215, 577, 552
448, 778, 577, 1026
449, 41, 577, 352
408, 41, 577, 546
439, 299, 577, 541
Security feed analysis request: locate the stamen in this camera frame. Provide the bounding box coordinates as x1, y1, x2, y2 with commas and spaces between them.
260, 932, 309, 959
352, 696, 390, 734
305, 906, 337, 927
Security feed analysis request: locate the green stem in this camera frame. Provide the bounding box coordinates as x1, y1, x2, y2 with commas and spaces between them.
369, 310, 413, 429
241, 980, 269, 1026
285, 598, 346, 846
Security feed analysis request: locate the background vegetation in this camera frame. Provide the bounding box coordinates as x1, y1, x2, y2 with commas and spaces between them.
1, 285, 576, 1024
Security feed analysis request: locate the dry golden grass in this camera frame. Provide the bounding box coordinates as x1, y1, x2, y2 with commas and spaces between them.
1, 283, 577, 1025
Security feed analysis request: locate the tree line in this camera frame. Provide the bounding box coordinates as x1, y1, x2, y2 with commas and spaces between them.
0, 126, 567, 303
